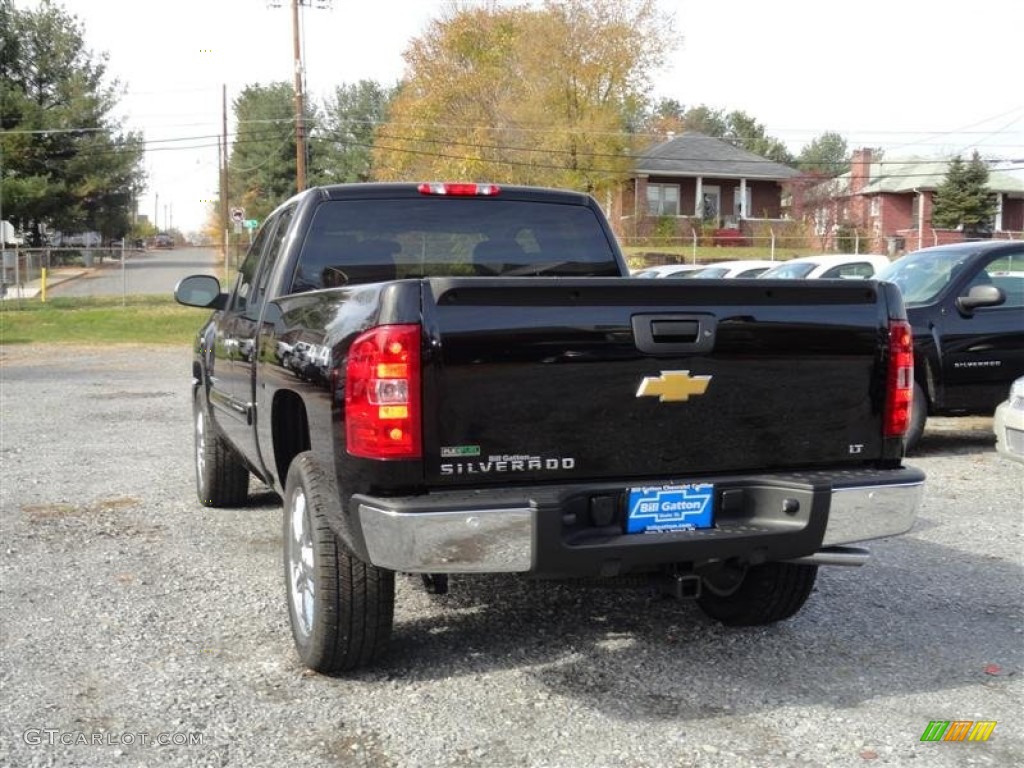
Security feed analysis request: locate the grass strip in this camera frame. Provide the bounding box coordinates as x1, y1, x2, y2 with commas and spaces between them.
0, 295, 208, 346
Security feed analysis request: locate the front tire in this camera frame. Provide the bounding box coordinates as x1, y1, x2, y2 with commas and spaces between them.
697, 562, 817, 626
193, 387, 249, 507
283, 452, 395, 673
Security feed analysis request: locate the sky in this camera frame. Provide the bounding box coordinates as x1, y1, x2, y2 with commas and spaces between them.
32, 0, 1024, 234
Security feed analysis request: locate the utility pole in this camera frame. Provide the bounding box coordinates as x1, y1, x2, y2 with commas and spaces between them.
291, 0, 306, 192
272, 0, 332, 194
221, 84, 229, 267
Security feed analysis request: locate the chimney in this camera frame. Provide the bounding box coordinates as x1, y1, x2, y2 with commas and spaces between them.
851, 148, 873, 194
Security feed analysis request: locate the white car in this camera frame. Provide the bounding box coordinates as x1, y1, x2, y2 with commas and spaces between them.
62, 231, 103, 248
994, 377, 1024, 464
632, 263, 705, 279
758, 254, 891, 280
687, 260, 777, 279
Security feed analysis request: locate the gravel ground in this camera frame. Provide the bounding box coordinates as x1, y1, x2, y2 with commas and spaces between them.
1, 344, 1021, 768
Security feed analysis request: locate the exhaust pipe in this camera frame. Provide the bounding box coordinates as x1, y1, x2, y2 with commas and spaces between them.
787, 546, 871, 567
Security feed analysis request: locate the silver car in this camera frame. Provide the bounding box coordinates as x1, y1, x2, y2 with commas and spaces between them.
994, 376, 1024, 464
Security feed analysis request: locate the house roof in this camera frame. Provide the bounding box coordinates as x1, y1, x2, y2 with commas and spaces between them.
636, 133, 801, 181
850, 157, 1024, 196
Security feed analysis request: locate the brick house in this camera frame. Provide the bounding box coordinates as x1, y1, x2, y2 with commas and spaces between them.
798, 148, 1024, 254
610, 133, 801, 246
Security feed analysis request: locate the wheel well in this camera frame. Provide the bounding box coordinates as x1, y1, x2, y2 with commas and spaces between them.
272, 390, 311, 485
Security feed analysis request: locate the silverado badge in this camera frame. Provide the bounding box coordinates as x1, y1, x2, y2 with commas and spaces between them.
636, 371, 712, 402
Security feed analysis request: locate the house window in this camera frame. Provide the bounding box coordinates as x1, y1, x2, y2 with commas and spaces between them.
870, 197, 880, 218
646, 184, 680, 216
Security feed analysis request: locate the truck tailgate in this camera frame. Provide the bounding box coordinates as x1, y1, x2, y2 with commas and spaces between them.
421, 277, 891, 486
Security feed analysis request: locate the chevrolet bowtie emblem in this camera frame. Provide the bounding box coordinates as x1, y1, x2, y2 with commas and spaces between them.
636, 371, 712, 402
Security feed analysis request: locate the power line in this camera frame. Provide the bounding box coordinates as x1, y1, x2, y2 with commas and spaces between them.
7, 126, 1022, 182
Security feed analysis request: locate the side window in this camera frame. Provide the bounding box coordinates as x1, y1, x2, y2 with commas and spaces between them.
230, 221, 276, 314
250, 206, 296, 313
980, 252, 1024, 309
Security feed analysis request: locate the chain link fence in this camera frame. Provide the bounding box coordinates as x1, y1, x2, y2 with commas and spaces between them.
1, 246, 140, 301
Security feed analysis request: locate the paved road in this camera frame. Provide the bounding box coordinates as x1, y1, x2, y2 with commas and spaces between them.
47, 247, 221, 297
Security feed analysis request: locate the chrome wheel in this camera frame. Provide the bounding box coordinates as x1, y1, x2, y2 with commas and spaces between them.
194, 405, 207, 481
287, 487, 316, 641
192, 386, 249, 507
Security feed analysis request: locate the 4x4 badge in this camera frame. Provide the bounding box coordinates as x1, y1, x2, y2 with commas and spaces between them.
636, 371, 712, 402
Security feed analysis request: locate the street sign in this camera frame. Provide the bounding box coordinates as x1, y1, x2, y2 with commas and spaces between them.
230, 207, 244, 223
244, 219, 258, 230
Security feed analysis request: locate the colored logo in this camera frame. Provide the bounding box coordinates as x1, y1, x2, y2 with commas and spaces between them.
920, 721, 997, 742
627, 484, 714, 533
635, 370, 711, 402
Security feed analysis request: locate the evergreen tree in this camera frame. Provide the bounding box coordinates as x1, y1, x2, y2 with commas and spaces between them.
0, 0, 144, 244
932, 151, 998, 235
226, 83, 303, 222
314, 80, 396, 185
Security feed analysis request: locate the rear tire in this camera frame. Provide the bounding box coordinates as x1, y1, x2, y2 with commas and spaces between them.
697, 562, 817, 626
284, 452, 395, 673
193, 387, 249, 507
905, 383, 927, 452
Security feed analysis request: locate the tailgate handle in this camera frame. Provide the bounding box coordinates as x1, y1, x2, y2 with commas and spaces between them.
651, 320, 699, 342
632, 314, 716, 356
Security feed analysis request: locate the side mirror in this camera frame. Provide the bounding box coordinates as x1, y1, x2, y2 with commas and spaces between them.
175, 275, 226, 309
955, 284, 1005, 316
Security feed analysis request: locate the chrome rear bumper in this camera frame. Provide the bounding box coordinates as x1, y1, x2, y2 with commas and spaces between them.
356, 471, 924, 573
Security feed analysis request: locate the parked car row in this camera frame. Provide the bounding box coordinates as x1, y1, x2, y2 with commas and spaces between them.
757, 254, 891, 280
631, 263, 706, 279
633, 254, 892, 280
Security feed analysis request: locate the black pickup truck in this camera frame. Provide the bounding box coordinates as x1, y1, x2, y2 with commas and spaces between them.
175, 182, 925, 673
877, 240, 1024, 449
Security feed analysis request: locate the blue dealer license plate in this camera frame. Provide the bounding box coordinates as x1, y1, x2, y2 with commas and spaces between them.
626, 484, 715, 534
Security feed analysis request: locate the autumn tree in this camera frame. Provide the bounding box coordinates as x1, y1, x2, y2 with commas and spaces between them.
931, 151, 998, 236
373, 0, 676, 196
797, 131, 849, 176
641, 97, 685, 137
0, 0, 145, 244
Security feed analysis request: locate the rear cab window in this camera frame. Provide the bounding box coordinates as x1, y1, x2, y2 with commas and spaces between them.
288, 197, 620, 292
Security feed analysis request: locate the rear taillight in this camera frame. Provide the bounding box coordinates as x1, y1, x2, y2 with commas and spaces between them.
417, 182, 501, 196
345, 324, 421, 459
884, 320, 914, 438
